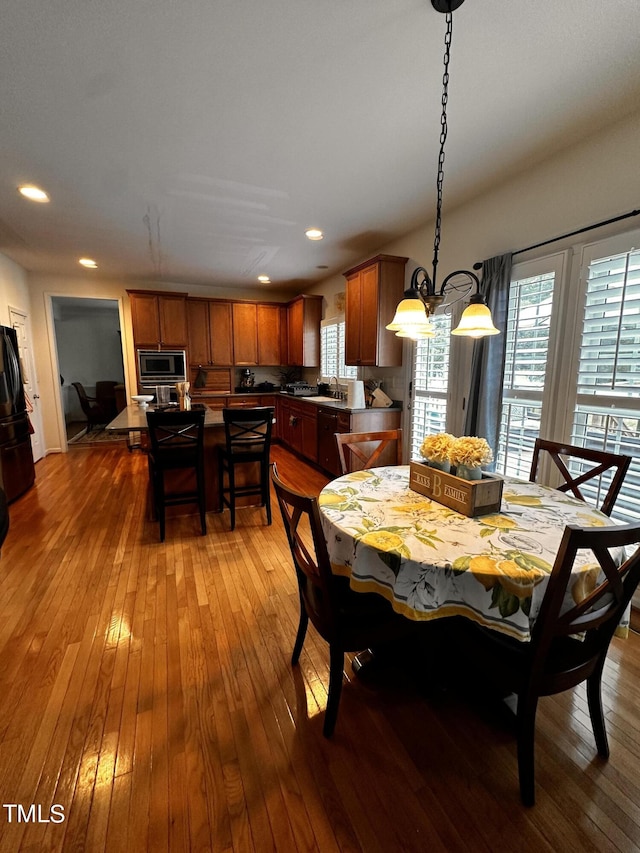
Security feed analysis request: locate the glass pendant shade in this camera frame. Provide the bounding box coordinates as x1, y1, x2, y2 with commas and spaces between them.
386, 298, 436, 339
451, 301, 499, 337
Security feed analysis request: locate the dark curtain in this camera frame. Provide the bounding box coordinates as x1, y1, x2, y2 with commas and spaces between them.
462, 252, 512, 464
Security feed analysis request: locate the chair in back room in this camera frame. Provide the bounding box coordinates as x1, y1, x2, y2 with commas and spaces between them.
72, 382, 113, 432
529, 438, 631, 516
218, 406, 274, 531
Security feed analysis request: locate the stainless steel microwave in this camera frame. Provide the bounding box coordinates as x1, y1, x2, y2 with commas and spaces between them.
137, 349, 187, 386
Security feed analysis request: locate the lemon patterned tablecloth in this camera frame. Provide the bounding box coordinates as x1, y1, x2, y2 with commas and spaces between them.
318, 466, 620, 642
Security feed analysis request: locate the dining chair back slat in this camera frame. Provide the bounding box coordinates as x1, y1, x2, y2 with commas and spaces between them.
335, 429, 402, 475
529, 438, 631, 516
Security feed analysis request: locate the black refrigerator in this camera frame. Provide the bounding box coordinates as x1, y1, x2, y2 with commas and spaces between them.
0, 325, 35, 502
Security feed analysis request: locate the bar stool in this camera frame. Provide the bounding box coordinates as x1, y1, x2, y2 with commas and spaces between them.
146, 409, 206, 542
218, 407, 274, 531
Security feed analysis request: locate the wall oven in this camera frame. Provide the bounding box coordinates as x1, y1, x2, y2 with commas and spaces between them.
137, 349, 187, 388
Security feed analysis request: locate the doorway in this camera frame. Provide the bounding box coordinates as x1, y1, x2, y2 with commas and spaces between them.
51, 297, 126, 442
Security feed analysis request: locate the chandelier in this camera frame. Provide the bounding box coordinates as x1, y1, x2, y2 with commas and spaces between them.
386, 0, 499, 340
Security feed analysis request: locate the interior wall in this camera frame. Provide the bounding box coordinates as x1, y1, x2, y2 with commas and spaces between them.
0, 253, 31, 328
307, 107, 640, 422
18, 105, 640, 455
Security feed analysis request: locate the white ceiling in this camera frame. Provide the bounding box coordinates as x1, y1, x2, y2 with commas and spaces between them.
2, 0, 640, 294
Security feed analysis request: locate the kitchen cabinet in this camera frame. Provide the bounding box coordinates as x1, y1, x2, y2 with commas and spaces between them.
277, 395, 401, 473
317, 405, 402, 476
286, 295, 322, 367
232, 303, 258, 365
317, 408, 351, 476
343, 255, 408, 367
187, 299, 233, 366
128, 290, 188, 349
257, 304, 282, 365
278, 396, 318, 462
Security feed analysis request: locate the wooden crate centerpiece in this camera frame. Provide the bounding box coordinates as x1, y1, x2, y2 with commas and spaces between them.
409, 460, 503, 517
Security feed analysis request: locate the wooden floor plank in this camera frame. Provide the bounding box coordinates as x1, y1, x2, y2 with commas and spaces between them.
2, 444, 640, 852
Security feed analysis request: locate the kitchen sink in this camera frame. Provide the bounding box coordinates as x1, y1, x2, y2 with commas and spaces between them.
305, 395, 341, 402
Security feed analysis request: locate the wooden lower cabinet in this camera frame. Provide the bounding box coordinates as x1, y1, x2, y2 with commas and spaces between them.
278, 396, 401, 474
278, 397, 318, 463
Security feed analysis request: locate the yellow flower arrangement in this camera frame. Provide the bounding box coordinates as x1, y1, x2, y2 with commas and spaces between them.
419, 432, 455, 463
449, 435, 493, 469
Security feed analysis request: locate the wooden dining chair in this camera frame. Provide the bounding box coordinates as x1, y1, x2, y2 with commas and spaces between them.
271, 462, 413, 737
335, 428, 403, 475
218, 407, 274, 531
146, 409, 206, 542
457, 521, 640, 806
529, 438, 631, 516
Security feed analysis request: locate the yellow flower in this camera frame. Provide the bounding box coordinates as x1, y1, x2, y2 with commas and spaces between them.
360, 531, 404, 552
449, 435, 493, 468
420, 432, 455, 463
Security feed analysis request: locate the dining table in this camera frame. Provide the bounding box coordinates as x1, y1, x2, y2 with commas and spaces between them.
318, 465, 627, 643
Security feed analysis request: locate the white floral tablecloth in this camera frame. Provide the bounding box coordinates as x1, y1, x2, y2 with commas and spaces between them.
318, 466, 624, 642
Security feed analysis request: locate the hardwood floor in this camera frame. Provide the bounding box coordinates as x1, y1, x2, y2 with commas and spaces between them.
2, 443, 640, 851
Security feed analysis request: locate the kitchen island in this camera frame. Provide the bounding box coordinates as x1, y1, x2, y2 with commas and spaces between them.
106, 404, 237, 515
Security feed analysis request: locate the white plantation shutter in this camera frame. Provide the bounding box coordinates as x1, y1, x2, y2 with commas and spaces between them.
496, 269, 556, 478
410, 313, 451, 460
320, 319, 357, 381
570, 245, 640, 521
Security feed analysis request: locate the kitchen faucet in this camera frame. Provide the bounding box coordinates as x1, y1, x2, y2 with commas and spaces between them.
330, 376, 342, 400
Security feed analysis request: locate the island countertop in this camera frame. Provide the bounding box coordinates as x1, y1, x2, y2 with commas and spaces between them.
106, 404, 225, 432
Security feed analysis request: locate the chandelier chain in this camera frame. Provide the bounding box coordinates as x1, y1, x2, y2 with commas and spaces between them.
432, 10, 453, 287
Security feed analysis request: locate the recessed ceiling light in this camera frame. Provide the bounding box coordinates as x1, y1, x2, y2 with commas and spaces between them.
79, 258, 98, 269
305, 228, 323, 241
257, 275, 271, 283
18, 185, 50, 202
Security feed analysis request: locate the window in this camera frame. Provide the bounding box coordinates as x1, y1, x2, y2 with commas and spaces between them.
320, 318, 357, 381
409, 313, 451, 460
568, 241, 640, 521
495, 259, 560, 479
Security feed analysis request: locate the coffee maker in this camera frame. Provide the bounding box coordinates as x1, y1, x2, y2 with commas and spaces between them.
240, 368, 255, 388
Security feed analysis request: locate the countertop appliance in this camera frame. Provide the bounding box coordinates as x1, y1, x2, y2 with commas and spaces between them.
0, 325, 35, 503
239, 368, 255, 388
283, 382, 318, 397
137, 349, 187, 390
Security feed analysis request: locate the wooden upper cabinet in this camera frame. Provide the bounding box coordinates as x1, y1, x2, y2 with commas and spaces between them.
287, 295, 323, 367
232, 303, 258, 365
128, 290, 187, 349
210, 302, 234, 364
186, 299, 233, 365
257, 304, 282, 365
343, 255, 408, 366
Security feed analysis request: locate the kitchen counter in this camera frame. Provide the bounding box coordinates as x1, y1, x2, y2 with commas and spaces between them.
106, 404, 224, 432
276, 392, 401, 414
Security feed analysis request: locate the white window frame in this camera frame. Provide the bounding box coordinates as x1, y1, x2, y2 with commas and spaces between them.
494, 252, 567, 479
320, 316, 358, 382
